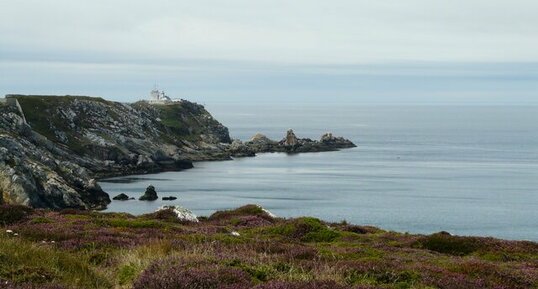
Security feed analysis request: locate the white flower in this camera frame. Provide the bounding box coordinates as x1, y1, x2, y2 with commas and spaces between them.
230, 231, 240, 237
13, 233, 18, 236
5, 229, 13, 234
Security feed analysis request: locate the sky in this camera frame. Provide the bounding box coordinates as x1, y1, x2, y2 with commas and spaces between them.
1, 0, 537, 105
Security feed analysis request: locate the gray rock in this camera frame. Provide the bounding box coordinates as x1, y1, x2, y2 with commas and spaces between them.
156, 205, 198, 222
113, 193, 130, 201
139, 185, 158, 201
283, 129, 299, 146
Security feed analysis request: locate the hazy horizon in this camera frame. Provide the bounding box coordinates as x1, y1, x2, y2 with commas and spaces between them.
1, 1, 537, 105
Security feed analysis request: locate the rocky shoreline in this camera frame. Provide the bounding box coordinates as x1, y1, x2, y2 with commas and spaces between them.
0, 95, 355, 210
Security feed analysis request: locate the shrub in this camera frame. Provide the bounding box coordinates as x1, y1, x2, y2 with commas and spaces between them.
0, 205, 33, 225
253, 280, 364, 289
340, 260, 421, 287
418, 233, 481, 256
209, 204, 274, 222
267, 217, 340, 242
341, 225, 381, 235
29, 217, 53, 224
133, 258, 252, 289
93, 218, 163, 229
0, 281, 69, 289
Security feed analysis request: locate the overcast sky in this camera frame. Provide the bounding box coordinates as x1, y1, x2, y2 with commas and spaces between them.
1, 0, 537, 104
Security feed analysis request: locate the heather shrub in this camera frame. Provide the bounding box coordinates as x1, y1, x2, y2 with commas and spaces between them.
267, 217, 340, 242
58, 208, 87, 215
253, 241, 319, 260
341, 224, 381, 235
133, 258, 253, 289
225, 259, 276, 282
418, 233, 481, 256
0, 281, 70, 289
29, 216, 53, 224
253, 280, 363, 289
93, 218, 163, 229
209, 204, 274, 222
0, 205, 33, 225
142, 208, 180, 222
341, 260, 420, 287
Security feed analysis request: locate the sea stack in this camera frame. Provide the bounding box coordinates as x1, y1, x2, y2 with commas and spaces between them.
139, 185, 158, 201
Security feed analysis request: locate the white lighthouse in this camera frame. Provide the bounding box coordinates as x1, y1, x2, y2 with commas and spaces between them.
148, 86, 172, 104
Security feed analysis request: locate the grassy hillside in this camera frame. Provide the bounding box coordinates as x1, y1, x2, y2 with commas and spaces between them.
1, 204, 536, 289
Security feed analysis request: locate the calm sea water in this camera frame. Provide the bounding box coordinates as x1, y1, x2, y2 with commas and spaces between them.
101, 105, 538, 241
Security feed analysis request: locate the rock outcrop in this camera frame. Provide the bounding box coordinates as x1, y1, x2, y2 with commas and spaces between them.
112, 193, 130, 201
156, 205, 198, 222
0, 95, 231, 209
235, 129, 356, 155
283, 129, 299, 146
0, 94, 356, 209
139, 185, 158, 201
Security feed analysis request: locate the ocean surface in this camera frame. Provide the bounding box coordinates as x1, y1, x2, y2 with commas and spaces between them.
100, 105, 538, 241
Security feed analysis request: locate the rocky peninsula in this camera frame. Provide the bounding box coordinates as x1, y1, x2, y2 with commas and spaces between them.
0, 95, 355, 210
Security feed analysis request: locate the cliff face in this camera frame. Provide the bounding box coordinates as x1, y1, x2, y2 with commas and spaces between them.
0, 95, 356, 210
0, 95, 232, 209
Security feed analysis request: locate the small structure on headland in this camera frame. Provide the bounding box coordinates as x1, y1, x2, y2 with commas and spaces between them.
146, 86, 182, 104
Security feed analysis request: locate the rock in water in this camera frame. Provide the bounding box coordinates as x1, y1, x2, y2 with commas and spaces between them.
156, 205, 198, 222
228, 139, 255, 157
139, 185, 158, 201
112, 193, 130, 201
162, 196, 177, 201
284, 129, 298, 146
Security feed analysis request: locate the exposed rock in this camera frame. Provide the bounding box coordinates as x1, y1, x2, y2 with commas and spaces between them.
162, 196, 177, 201
112, 193, 130, 201
156, 205, 198, 222
0, 95, 232, 209
242, 133, 278, 153
237, 130, 356, 155
139, 185, 158, 201
0, 95, 356, 210
283, 129, 298, 146
228, 139, 255, 157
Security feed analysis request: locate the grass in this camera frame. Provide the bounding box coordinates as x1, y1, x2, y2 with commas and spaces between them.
0, 205, 536, 289
0, 235, 111, 288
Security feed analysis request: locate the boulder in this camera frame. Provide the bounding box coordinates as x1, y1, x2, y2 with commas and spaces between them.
155, 205, 198, 222
244, 133, 278, 153
112, 193, 130, 201
139, 185, 158, 201
228, 139, 255, 157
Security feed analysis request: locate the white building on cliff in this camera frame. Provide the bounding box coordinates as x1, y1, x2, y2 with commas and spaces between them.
148, 87, 171, 103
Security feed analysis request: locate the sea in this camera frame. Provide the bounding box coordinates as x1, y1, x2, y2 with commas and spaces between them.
100, 105, 538, 241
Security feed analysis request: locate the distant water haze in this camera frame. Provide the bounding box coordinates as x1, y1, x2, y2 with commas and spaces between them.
101, 104, 538, 241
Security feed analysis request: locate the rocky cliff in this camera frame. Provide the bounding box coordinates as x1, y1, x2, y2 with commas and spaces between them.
0, 95, 232, 209
0, 95, 355, 210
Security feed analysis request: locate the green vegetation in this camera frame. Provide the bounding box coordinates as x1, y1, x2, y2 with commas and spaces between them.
0, 205, 537, 289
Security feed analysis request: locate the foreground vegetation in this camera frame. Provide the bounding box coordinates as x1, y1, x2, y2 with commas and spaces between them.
0, 204, 537, 289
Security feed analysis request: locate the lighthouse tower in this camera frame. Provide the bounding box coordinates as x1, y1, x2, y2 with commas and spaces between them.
148, 85, 172, 103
